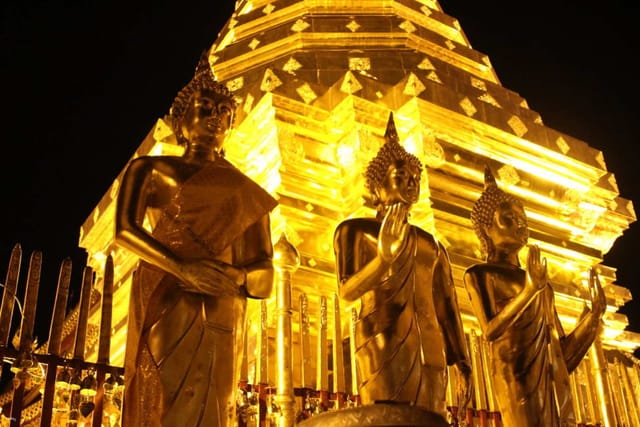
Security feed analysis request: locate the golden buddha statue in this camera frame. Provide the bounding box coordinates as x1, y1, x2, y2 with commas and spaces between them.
333, 113, 472, 424
114, 51, 277, 426
464, 167, 606, 427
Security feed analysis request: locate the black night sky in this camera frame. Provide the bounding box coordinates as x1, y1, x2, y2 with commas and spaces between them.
2, 1, 639, 358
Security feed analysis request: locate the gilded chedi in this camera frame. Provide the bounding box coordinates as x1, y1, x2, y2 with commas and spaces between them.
77, 1, 640, 426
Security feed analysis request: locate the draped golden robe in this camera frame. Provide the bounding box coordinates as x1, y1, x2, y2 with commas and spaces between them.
465, 264, 574, 427
335, 218, 468, 418
122, 159, 277, 427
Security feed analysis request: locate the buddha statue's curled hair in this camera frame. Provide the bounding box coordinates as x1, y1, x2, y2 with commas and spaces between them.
168, 49, 237, 145
470, 166, 525, 257
365, 113, 423, 199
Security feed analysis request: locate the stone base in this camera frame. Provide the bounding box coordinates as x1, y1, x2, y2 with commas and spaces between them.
297, 402, 450, 427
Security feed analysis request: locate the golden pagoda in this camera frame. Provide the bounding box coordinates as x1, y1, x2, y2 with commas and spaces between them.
76, 1, 640, 425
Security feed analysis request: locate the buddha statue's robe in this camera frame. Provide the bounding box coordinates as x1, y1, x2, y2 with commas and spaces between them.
335, 218, 468, 419
465, 264, 574, 427
122, 158, 276, 427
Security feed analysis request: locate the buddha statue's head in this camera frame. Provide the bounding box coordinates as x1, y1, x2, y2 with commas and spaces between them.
169, 50, 237, 151
471, 167, 528, 260
365, 113, 423, 213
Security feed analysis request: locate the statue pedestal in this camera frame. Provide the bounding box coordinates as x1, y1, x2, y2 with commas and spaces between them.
297, 402, 450, 427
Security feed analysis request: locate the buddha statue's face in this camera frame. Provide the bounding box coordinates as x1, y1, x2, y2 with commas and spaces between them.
485, 200, 529, 253
377, 159, 420, 207
181, 88, 234, 149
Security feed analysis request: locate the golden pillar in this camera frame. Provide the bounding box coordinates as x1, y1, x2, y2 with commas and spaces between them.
273, 233, 300, 427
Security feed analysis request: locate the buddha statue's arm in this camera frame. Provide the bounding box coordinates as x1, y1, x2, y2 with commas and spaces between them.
115, 157, 238, 296
230, 214, 274, 299
561, 267, 605, 373
334, 222, 388, 302
335, 204, 410, 301
464, 246, 546, 341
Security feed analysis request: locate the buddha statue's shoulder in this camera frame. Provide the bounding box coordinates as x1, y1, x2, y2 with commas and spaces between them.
465, 262, 524, 279
335, 217, 380, 233
127, 154, 189, 174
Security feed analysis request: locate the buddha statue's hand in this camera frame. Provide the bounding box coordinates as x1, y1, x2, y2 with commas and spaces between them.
176, 259, 239, 297
378, 203, 409, 262
587, 267, 607, 318
525, 244, 547, 295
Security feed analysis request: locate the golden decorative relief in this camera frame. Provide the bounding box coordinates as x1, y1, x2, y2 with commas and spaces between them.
283, 57, 303, 75
403, 73, 426, 97
226, 76, 244, 91
348, 57, 371, 72
243, 93, 254, 114
296, 83, 318, 104
418, 57, 436, 70
507, 115, 528, 137
497, 164, 521, 186
556, 136, 570, 154
478, 93, 501, 108
340, 71, 363, 94
248, 38, 261, 50
291, 19, 310, 32
459, 97, 477, 117
423, 137, 445, 169
346, 20, 360, 32
426, 70, 442, 83
260, 68, 283, 92
262, 3, 275, 14
399, 20, 417, 33
470, 77, 487, 91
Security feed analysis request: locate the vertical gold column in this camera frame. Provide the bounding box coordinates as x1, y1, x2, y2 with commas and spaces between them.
349, 308, 358, 398
589, 342, 615, 426
299, 294, 313, 390
568, 371, 583, 424
256, 300, 270, 426
240, 319, 250, 384
622, 362, 640, 426
316, 296, 329, 408
74, 266, 94, 360
257, 300, 269, 386
272, 234, 300, 427
98, 255, 114, 365
612, 358, 632, 427
580, 361, 597, 424
332, 294, 346, 407
469, 330, 488, 426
